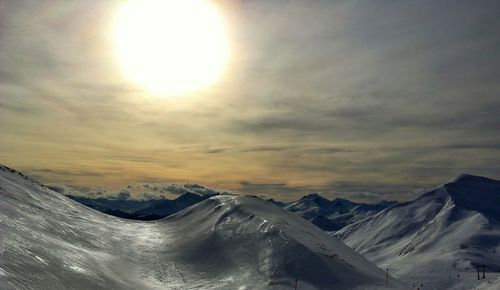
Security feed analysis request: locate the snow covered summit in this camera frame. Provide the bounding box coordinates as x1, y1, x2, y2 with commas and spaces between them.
335, 174, 500, 290
443, 174, 500, 223
0, 165, 406, 290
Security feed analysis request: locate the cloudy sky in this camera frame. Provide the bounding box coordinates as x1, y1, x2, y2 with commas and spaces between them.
1, 0, 499, 202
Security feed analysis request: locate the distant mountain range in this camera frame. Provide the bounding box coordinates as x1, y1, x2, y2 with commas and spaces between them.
334, 174, 500, 290
67, 190, 396, 231
67, 191, 218, 220
283, 193, 397, 231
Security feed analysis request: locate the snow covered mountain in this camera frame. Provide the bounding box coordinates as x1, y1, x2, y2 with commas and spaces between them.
0, 164, 406, 290
335, 174, 500, 290
66, 191, 394, 228
285, 193, 396, 231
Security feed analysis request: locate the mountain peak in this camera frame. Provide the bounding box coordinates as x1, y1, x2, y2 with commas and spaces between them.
450, 173, 493, 184
335, 174, 500, 287
174, 191, 206, 203
300, 193, 329, 202
441, 174, 500, 222
443, 174, 500, 197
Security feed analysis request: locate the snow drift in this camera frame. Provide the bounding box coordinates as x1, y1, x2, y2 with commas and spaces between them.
0, 165, 405, 290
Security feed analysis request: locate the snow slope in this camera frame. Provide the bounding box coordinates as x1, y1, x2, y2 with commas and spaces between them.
285, 193, 396, 231
334, 174, 500, 290
0, 165, 406, 290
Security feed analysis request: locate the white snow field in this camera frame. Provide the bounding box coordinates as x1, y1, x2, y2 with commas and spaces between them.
0, 165, 406, 290
335, 174, 500, 290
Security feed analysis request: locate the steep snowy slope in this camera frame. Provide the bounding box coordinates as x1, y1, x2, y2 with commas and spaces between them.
335, 174, 500, 290
285, 193, 396, 231
0, 165, 406, 290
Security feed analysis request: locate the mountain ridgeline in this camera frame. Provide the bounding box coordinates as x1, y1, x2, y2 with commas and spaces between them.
0, 164, 406, 289
67, 191, 217, 220
2, 163, 500, 289
284, 193, 397, 231
334, 174, 500, 290
67, 190, 396, 232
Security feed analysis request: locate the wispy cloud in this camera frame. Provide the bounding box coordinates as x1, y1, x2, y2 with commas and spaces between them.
0, 0, 499, 201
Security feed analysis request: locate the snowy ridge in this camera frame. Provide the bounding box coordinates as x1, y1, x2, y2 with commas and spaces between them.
162, 195, 407, 289
0, 165, 407, 289
0, 164, 48, 188
334, 174, 500, 290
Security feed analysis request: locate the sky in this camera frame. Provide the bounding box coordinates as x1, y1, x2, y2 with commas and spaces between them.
1, 0, 499, 202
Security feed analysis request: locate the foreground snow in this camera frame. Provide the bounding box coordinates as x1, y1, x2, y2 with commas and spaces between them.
335, 174, 500, 290
0, 165, 405, 290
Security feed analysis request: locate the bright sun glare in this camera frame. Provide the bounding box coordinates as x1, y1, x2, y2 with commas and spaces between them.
112, 0, 229, 96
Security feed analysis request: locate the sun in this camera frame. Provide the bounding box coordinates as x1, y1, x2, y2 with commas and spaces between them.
112, 0, 229, 96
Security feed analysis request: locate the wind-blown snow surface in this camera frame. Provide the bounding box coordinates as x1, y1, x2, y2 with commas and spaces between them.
0, 165, 406, 290
335, 174, 500, 290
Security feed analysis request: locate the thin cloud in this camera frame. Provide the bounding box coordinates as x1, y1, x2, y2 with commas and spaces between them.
0, 0, 499, 202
